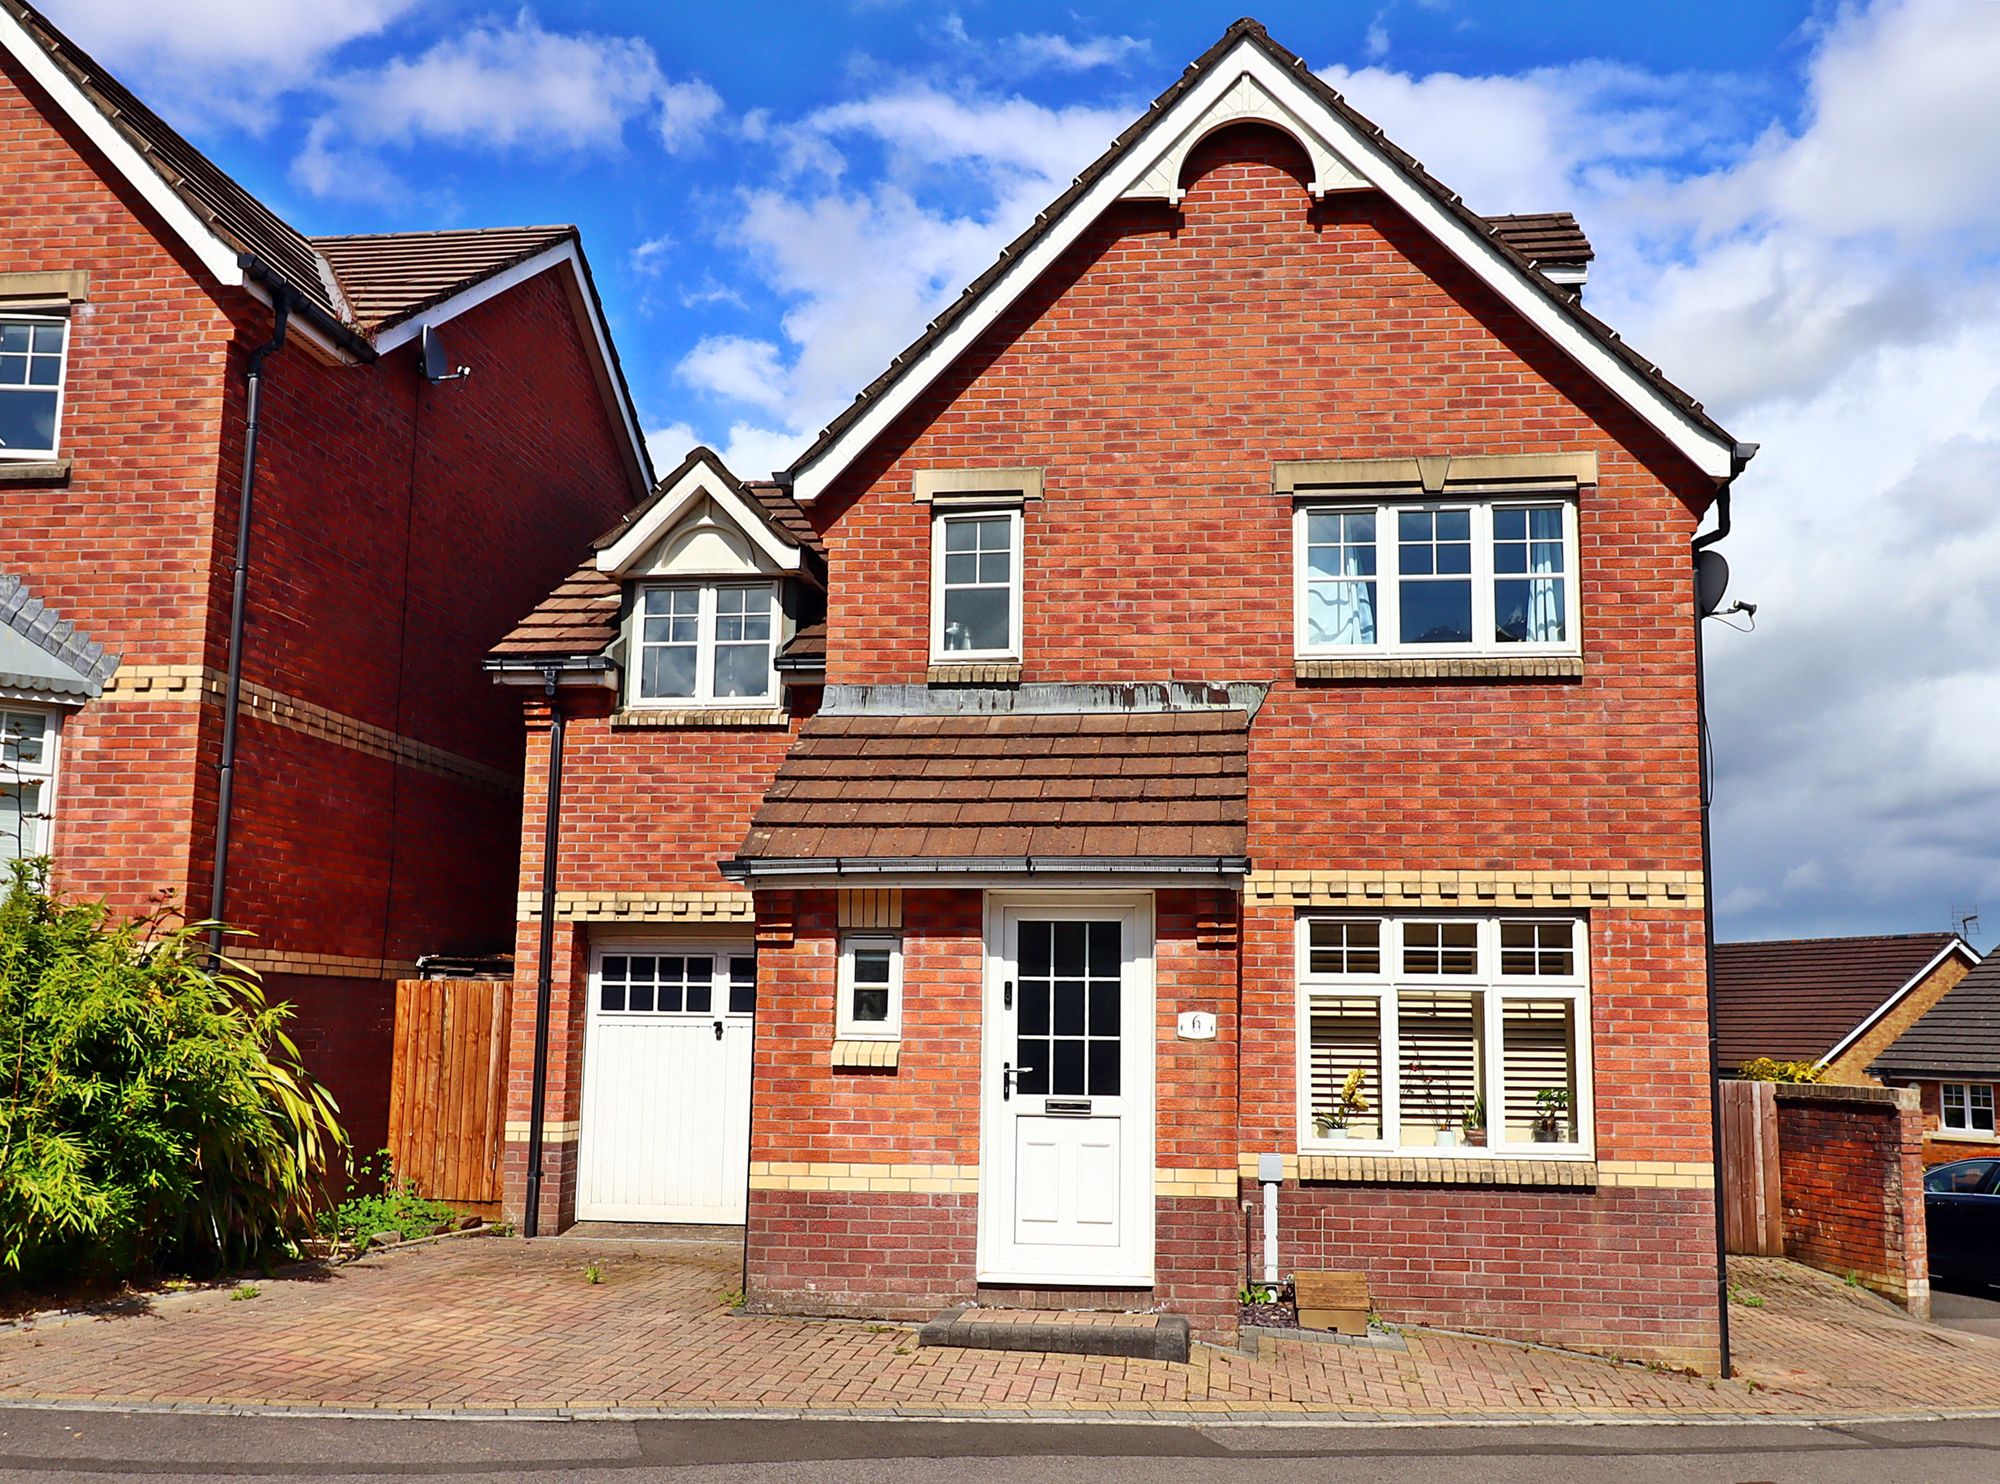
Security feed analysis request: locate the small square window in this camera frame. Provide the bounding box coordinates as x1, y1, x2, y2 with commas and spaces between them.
0, 314, 69, 459
1943, 1083, 1997, 1135
838, 933, 902, 1040
932, 509, 1021, 659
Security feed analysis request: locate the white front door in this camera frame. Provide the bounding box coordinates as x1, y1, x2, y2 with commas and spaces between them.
979, 897, 1154, 1285
577, 943, 755, 1223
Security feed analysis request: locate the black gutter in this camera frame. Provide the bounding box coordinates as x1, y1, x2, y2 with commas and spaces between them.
1692, 458, 1744, 1378
207, 286, 292, 956
239, 253, 376, 363
523, 665, 568, 1238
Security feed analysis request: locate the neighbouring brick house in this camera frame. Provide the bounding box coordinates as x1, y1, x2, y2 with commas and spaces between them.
0, 0, 648, 1158
1869, 947, 2000, 1164
1713, 933, 1979, 1085
491, 20, 1755, 1369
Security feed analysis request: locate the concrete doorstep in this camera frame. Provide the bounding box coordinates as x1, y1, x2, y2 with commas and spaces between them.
916, 1307, 1192, 1364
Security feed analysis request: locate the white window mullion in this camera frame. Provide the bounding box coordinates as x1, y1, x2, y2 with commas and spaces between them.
1473, 502, 1496, 651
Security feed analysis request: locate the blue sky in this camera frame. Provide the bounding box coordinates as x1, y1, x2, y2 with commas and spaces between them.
38, 0, 2000, 946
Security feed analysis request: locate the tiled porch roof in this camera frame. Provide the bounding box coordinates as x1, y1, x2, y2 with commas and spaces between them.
726, 707, 1250, 878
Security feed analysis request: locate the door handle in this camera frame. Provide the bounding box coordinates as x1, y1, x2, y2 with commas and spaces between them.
1002, 1062, 1035, 1101
713, 1019, 724, 1041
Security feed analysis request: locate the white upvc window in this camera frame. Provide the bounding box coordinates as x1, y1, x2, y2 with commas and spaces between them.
0, 704, 59, 863
1294, 497, 1579, 657
931, 507, 1022, 661
0, 312, 69, 461
1941, 1083, 1996, 1136
837, 932, 902, 1040
1296, 913, 1591, 1156
630, 581, 778, 707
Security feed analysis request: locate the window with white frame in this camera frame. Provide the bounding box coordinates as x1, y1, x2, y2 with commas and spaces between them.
631, 581, 778, 706
931, 508, 1021, 659
0, 313, 69, 460
1296, 498, 1578, 656
837, 933, 902, 1039
1297, 914, 1589, 1154
0, 705, 58, 862
1941, 1083, 1996, 1136
597, 949, 756, 1016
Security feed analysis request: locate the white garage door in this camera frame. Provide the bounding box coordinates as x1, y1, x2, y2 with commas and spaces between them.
577, 942, 756, 1223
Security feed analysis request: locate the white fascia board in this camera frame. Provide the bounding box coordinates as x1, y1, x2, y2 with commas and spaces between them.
0, 8, 243, 292
372, 241, 651, 492
1819, 938, 1978, 1070
790, 39, 1732, 502
596, 454, 802, 575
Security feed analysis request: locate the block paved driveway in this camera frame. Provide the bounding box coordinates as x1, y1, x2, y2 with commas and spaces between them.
2, 1238, 1996, 1421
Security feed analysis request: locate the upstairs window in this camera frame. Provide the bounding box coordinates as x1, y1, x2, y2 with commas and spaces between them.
1297, 499, 1577, 657
931, 508, 1021, 660
0, 314, 68, 460
0, 705, 57, 862
632, 581, 777, 707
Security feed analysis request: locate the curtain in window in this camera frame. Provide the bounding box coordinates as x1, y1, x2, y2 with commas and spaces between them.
1525, 507, 1565, 643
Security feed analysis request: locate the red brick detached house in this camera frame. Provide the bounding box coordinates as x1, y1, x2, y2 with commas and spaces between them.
492, 21, 1753, 1370
0, 1, 648, 1158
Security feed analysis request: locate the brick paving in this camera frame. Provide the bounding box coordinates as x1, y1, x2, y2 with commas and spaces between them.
1, 1238, 1996, 1420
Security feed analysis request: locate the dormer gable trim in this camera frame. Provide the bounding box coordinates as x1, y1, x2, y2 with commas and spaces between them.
784, 21, 1738, 504
596, 448, 804, 578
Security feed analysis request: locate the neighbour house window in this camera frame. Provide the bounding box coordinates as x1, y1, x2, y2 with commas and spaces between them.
1941, 1083, 1996, 1136
0, 313, 68, 460
931, 508, 1021, 660
1295, 498, 1578, 655
1297, 914, 1589, 1154
597, 950, 756, 1016
837, 933, 902, 1040
632, 581, 777, 706
0, 705, 57, 863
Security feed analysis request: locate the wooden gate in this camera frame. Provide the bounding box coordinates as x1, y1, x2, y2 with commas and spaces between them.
386, 979, 513, 1213
1719, 1079, 1783, 1255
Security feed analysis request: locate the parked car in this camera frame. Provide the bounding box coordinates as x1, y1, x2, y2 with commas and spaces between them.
1926, 1158, 2000, 1285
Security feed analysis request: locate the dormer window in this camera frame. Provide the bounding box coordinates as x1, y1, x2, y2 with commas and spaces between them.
0, 313, 68, 460
632, 581, 778, 707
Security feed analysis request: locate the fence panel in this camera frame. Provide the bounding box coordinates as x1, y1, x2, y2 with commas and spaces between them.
386, 979, 512, 1211
1719, 1079, 1783, 1255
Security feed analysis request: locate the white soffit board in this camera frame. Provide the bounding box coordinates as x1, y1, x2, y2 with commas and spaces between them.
0, 8, 244, 291
372, 241, 651, 489
597, 453, 802, 576
789, 38, 1733, 502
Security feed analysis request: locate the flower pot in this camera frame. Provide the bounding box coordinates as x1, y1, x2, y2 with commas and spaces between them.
1465, 1128, 1487, 1148
1435, 1128, 1461, 1149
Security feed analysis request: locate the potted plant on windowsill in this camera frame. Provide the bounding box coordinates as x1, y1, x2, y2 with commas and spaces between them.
1533, 1087, 1572, 1143
1462, 1095, 1487, 1148
1313, 1067, 1370, 1141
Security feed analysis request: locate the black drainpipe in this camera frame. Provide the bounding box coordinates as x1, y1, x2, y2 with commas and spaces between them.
523, 666, 568, 1237
1692, 481, 1733, 1377
208, 288, 293, 957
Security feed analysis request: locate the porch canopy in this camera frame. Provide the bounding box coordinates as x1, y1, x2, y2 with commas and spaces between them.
722, 683, 1255, 886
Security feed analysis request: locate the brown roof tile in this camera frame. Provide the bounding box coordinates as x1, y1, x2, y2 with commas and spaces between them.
1487, 212, 1593, 266
488, 558, 620, 662
729, 709, 1251, 871
1871, 947, 1998, 1079
312, 227, 576, 334
1713, 932, 1967, 1069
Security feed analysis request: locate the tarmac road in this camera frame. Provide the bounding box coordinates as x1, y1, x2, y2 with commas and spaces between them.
2, 1409, 2000, 1483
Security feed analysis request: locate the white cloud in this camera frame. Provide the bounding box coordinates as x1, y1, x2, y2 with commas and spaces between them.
42, 0, 418, 129
660, 78, 725, 153
1006, 31, 1150, 73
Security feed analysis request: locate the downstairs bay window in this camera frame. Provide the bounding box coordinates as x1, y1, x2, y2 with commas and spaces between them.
1298, 914, 1590, 1156
0, 704, 58, 863
1941, 1083, 1996, 1137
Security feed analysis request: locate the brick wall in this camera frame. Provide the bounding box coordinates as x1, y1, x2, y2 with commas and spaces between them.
1823, 955, 1973, 1085
1775, 1082, 1928, 1315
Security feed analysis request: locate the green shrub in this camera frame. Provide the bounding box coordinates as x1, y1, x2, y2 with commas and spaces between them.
0, 863, 346, 1284
1737, 1056, 1824, 1084
319, 1151, 461, 1250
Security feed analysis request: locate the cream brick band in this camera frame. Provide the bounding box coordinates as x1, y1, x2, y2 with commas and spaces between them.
1234, 1152, 1712, 1190
830, 1039, 900, 1070
101, 666, 516, 792
1295, 656, 1585, 682
1155, 1167, 1238, 1198
517, 890, 756, 923
230, 947, 417, 980
610, 707, 789, 729
1245, 868, 1703, 910
750, 1161, 979, 1194
503, 1120, 580, 1141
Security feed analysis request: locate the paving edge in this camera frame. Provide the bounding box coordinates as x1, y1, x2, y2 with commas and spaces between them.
5, 1397, 2000, 1429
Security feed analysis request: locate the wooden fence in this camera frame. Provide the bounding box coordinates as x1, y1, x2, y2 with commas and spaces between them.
1718, 1078, 1783, 1255
385, 979, 513, 1214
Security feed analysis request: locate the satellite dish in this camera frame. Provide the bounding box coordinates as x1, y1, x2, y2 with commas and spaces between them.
420, 324, 469, 384
1695, 548, 1730, 617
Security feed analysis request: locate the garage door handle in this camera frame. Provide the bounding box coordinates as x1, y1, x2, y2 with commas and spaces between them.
713, 1020, 723, 1041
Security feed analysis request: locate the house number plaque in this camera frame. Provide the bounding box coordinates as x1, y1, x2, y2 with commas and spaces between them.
1176, 1010, 1217, 1041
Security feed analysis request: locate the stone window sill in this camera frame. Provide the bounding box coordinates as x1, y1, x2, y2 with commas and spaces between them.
927, 663, 1022, 686
830, 1038, 900, 1071
610, 706, 789, 729
1294, 655, 1585, 683
0, 458, 72, 485
1296, 1153, 1597, 1188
